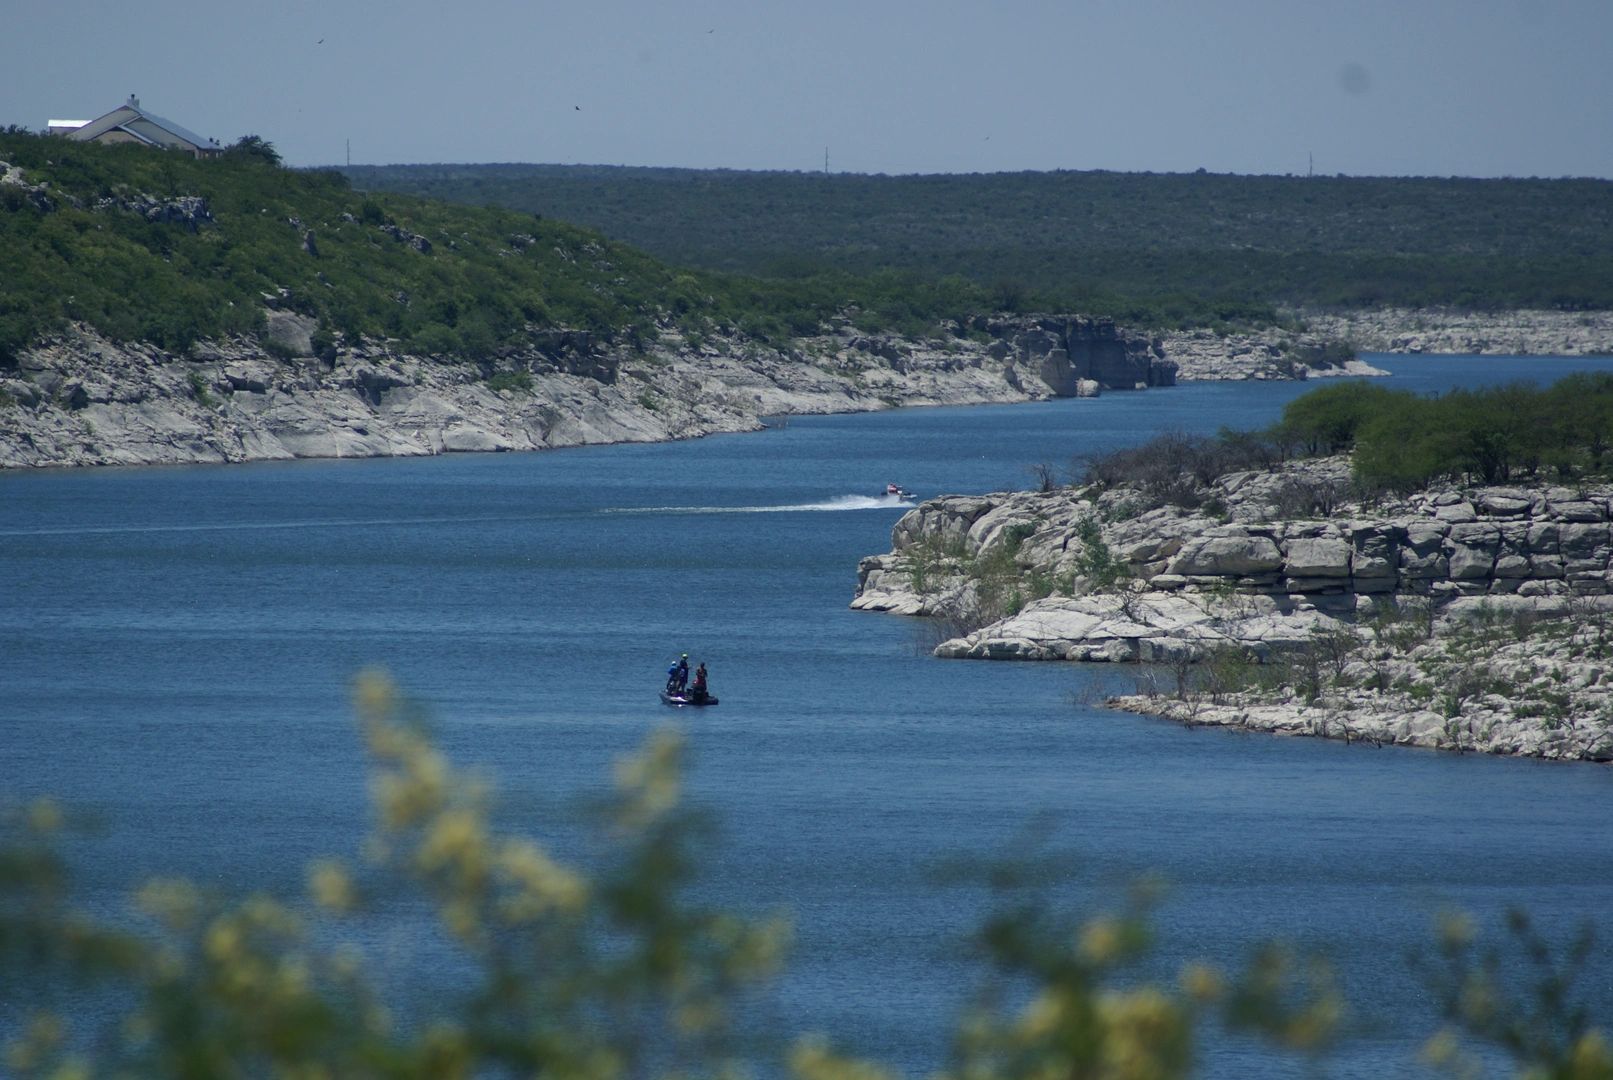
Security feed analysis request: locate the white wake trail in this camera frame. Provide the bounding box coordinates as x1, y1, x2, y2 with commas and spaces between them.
607, 494, 915, 515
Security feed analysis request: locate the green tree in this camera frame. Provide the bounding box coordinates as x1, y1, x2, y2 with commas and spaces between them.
224, 134, 282, 167
1277, 381, 1408, 456
1352, 392, 1458, 492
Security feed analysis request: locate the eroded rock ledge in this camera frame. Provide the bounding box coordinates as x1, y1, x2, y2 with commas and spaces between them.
852, 463, 1613, 761
1160, 307, 1612, 381
0, 315, 1168, 470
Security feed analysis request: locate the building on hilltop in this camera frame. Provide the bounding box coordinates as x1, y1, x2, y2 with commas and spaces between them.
53, 94, 221, 159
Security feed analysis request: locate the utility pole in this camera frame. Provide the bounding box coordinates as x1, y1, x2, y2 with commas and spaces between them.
346, 139, 351, 167
824, 147, 829, 174
1308, 151, 1313, 178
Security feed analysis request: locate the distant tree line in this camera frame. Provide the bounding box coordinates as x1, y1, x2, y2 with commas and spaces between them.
343, 163, 1613, 317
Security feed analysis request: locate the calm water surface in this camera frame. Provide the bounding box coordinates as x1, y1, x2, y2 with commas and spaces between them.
4, 355, 1613, 1077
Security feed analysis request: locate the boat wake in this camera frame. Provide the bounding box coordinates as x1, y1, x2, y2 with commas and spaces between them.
607, 494, 914, 515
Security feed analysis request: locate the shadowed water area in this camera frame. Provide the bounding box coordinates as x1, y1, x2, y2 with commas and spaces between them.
4, 354, 1612, 1076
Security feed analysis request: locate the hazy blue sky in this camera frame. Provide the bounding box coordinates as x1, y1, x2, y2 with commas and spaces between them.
7, 0, 1610, 177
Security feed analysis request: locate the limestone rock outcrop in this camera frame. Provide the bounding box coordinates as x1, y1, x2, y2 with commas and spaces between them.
1159, 308, 1612, 381
0, 315, 1161, 470
850, 460, 1613, 761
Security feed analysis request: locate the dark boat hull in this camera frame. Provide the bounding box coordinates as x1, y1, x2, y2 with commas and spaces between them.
660, 690, 718, 707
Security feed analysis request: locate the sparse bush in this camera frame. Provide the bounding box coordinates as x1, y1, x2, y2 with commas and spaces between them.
309, 327, 337, 362
1370, 595, 1440, 650
486, 370, 533, 394
1311, 625, 1363, 681
1028, 461, 1058, 492
1080, 429, 1287, 510
1073, 516, 1126, 590
261, 335, 297, 361
1270, 476, 1348, 519
186, 369, 214, 405
1201, 645, 1264, 703
899, 532, 970, 596
969, 523, 1040, 622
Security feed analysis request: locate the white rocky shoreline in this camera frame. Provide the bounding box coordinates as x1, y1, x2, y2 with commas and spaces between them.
0, 313, 1171, 470
1159, 307, 1613, 381
3, 307, 1608, 471
851, 459, 1613, 763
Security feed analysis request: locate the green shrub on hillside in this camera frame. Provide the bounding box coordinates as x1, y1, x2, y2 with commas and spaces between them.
0, 131, 1006, 364
486, 370, 533, 393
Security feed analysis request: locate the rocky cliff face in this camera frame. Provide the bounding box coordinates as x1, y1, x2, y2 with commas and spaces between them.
850, 462, 1613, 762
0, 315, 1165, 469
969, 314, 1175, 392
855, 463, 1613, 638
1159, 308, 1613, 381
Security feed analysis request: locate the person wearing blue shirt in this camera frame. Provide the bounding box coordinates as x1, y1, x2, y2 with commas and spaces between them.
667, 653, 689, 693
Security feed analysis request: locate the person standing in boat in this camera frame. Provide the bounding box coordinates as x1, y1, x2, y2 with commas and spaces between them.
673, 653, 690, 693
666, 655, 682, 693
690, 662, 709, 703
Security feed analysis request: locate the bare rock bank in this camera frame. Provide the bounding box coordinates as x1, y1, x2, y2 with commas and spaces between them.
0, 315, 1168, 470
1160, 308, 1613, 381
852, 462, 1613, 762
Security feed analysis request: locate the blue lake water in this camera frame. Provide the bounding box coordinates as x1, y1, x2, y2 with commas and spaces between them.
4, 353, 1613, 1077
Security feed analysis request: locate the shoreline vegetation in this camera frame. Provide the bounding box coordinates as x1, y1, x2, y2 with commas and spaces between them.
852, 377, 1613, 764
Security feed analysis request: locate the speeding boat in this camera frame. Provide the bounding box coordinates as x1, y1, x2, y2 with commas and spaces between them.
660, 689, 718, 707
884, 483, 914, 500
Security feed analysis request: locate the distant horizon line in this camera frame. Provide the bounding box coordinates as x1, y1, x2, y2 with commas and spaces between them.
315, 159, 1613, 183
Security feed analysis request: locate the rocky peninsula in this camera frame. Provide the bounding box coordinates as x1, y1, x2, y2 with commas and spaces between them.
852, 459, 1613, 763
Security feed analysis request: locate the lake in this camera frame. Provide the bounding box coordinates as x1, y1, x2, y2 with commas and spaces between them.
4, 354, 1612, 1077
